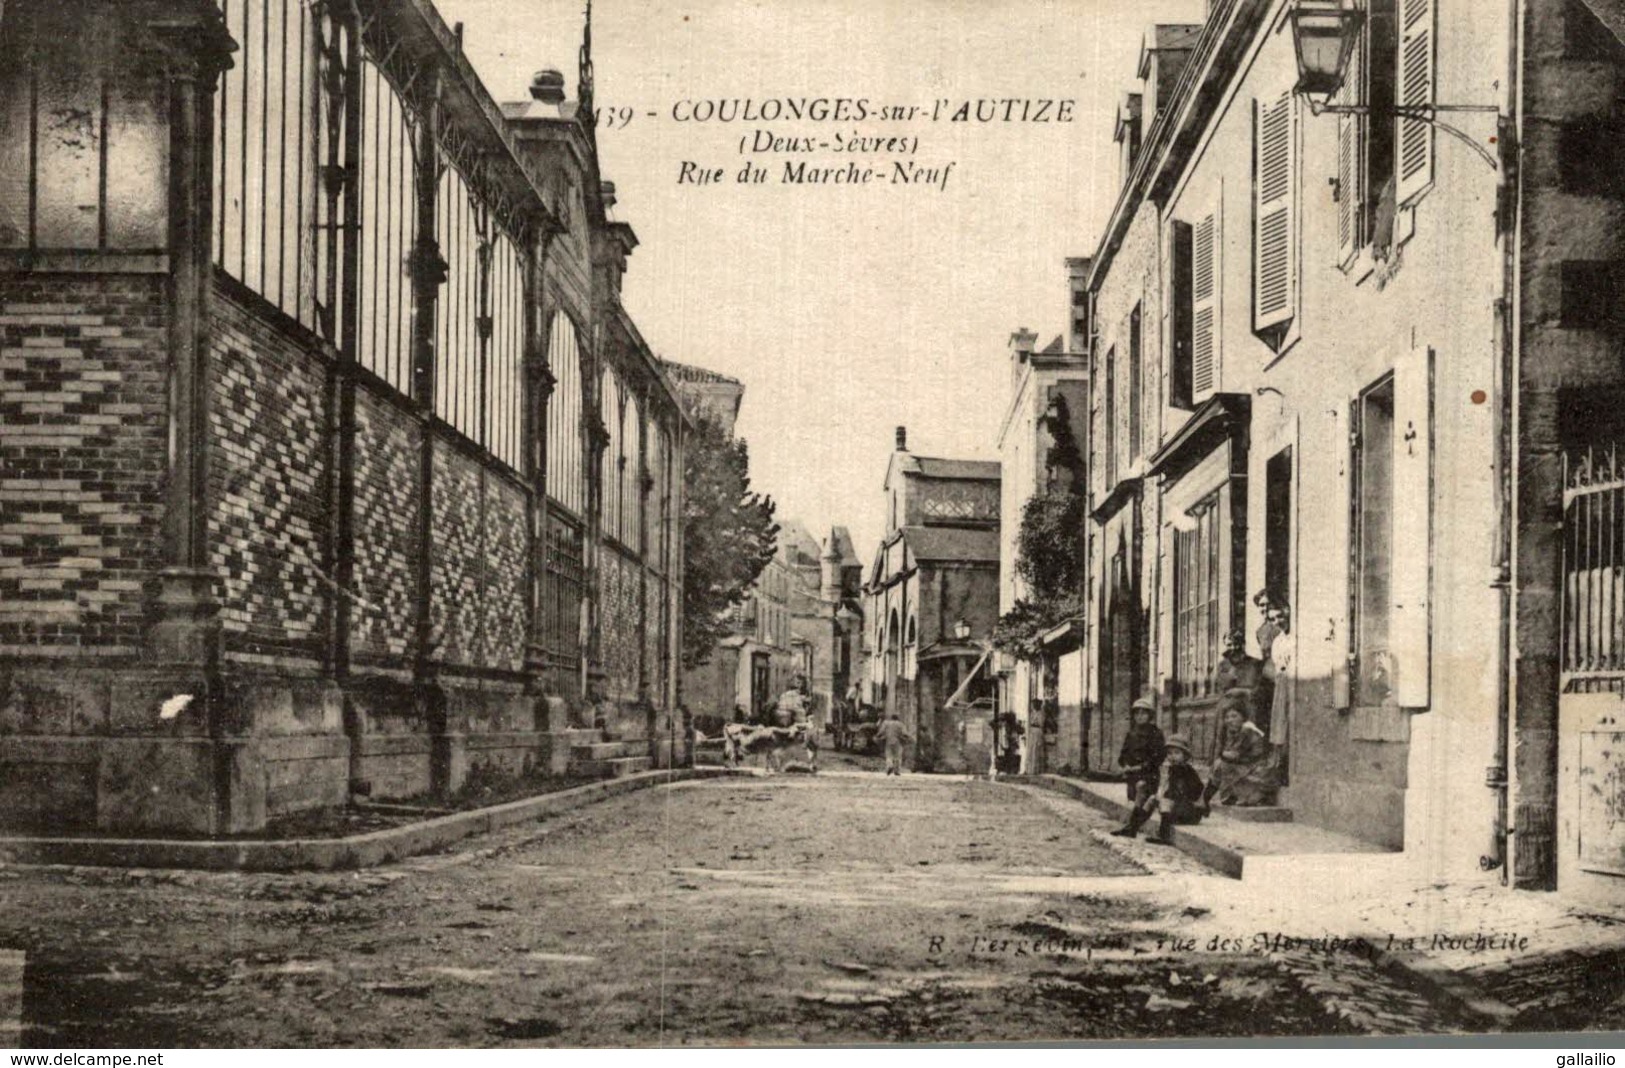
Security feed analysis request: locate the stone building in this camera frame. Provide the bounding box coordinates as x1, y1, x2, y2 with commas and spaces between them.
681, 537, 795, 724
782, 520, 863, 730
0, 0, 686, 834
995, 329, 1089, 774
1077, 0, 1625, 898
863, 428, 1001, 772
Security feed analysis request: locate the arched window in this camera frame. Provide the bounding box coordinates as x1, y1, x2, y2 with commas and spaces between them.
546, 312, 585, 515
600, 368, 623, 535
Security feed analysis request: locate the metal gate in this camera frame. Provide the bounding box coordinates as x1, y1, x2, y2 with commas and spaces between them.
1561, 445, 1625, 877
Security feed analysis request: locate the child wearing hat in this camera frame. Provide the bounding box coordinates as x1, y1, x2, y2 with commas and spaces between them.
1201, 690, 1276, 808
1110, 697, 1164, 835
1112, 732, 1205, 843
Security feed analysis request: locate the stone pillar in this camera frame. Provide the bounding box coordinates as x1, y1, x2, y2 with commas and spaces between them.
102, 2, 247, 835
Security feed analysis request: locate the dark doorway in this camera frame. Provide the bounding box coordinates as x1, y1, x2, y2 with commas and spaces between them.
1265, 446, 1293, 606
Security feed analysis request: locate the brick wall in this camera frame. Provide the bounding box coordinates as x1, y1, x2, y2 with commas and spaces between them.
430, 440, 484, 667
601, 549, 641, 701
0, 272, 169, 654
480, 474, 528, 674
351, 386, 420, 664
208, 284, 330, 664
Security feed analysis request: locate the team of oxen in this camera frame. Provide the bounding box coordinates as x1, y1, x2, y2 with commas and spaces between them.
695, 722, 816, 773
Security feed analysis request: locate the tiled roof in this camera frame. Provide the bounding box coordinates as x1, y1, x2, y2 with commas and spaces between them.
906, 456, 1001, 481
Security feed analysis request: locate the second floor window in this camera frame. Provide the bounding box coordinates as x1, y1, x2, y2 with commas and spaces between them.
1334, 0, 1436, 267
1169, 205, 1219, 410
1253, 92, 1298, 345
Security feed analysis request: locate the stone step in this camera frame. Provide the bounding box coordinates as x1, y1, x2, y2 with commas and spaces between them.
1028, 774, 1396, 885
575, 756, 653, 779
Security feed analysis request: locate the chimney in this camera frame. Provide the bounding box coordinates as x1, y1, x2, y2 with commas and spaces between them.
530, 69, 566, 104
1009, 328, 1038, 394
895, 426, 908, 451
601, 180, 617, 210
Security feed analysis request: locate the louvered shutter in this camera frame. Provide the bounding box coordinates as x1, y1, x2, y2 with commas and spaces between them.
1335, 35, 1364, 266
1192, 210, 1218, 399
1397, 0, 1435, 204
1254, 93, 1296, 333
1169, 221, 1194, 410
1391, 346, 1433, 709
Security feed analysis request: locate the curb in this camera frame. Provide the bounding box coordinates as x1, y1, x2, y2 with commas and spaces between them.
1016, 773, 1245, 878
0, 767, 745, 873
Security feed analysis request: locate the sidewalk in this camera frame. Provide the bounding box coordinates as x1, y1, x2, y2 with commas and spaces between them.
1024, 773, 1625, 1032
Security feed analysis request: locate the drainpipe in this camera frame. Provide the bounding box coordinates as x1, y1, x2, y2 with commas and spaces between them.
1484, 0, 1523, 883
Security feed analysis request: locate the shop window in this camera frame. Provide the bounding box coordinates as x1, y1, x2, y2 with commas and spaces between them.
1173, 491, 1223, 701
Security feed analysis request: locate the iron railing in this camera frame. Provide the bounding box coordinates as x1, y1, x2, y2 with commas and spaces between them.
1562, 443, 1625, 692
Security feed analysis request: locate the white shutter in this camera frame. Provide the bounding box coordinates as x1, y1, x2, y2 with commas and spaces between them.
1391, 346, 1434, 709
1335, 34, 1364, 266
1192, 209, 1218, 398
1397, 0, 1435, 205
1253, 93, 1296, 333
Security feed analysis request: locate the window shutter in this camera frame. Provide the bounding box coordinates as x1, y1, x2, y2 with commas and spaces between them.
1253, 93, 1296, 333
1397, 0, 1435, 205
1335, 35, 1364, 266
1391, 346, 1433, 709
1169, 221, 1194, 410
1192, 210, 1218, 398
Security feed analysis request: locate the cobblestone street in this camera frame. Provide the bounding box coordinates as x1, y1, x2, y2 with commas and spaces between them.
0, 773, 1502, 1046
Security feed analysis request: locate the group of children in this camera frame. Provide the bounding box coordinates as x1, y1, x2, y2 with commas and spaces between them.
1108, 689, 1278, 844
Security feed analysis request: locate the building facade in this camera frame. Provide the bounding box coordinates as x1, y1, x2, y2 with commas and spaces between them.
0, 0, 686, 834
996, 330, 1090, 774
1080, 0, 1625, 898
783, 520, 864, 731
863, 428, 1001, 772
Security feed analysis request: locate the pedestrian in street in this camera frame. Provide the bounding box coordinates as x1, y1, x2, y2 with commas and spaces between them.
803, 702, 822, 771
996, 710, 1025, 776
875, 712, 908, 776
1201, 693, 1277, 808
1216, 627, 1271, 730
775, 683, 805, 728
1109, 696, 1164, 836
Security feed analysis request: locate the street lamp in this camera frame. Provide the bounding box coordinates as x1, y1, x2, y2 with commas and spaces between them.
953, 619, 971, 642
1284, 0, 1502, 170
1286, 1, 1363, 97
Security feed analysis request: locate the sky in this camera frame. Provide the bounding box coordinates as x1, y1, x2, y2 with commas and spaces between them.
435, 0, 1205, 556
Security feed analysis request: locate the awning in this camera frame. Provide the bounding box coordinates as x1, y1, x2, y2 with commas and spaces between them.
944, 649, 994, 707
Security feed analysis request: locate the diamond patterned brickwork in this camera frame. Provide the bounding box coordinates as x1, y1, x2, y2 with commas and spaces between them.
601, 549, 641, 700
430, 441, 483, 667
351, 386, 420, 662
208, 286, 329, 662
0, 273, 168, 652
480, 475, 528, 673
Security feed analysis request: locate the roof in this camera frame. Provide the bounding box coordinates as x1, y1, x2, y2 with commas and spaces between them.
659, 359, 742, 387
900, 525, 1001, 564
1039, 335, 1064, 355
906, 456, 1001, 481
828, 526, 860, 567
